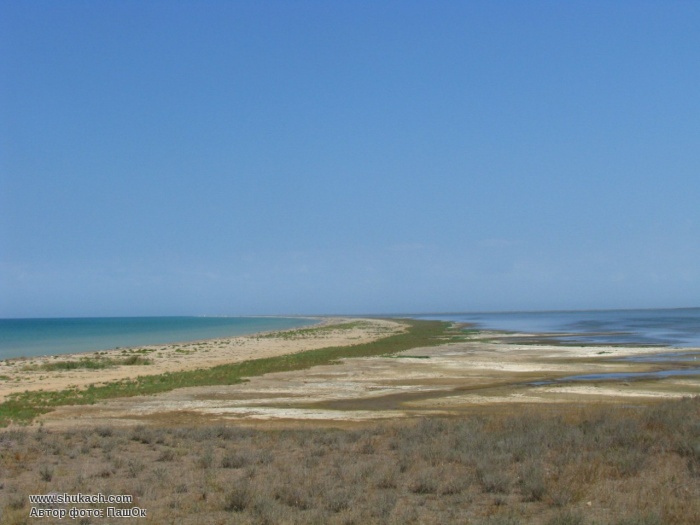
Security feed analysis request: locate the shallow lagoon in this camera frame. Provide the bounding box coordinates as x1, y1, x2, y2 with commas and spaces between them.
418, 308, 700, 347
531, 367, 700, 386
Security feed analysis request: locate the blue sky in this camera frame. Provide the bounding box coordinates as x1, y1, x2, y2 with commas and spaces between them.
2, 1, 699, 317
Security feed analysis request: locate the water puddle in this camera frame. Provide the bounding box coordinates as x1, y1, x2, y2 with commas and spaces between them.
617, 352, 700, 363
530, 367, 700, 386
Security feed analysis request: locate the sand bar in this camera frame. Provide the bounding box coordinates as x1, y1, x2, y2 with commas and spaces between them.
0, 318, 405, 403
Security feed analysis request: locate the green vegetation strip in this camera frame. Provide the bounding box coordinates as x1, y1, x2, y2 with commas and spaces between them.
257, 320, 369, 339
0, 319, 450, 426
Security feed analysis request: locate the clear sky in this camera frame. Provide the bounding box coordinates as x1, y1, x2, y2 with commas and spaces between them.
2, 1, 699, 317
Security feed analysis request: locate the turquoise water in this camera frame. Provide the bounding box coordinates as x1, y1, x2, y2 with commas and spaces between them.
0, 317, 317, 360
416, 308, 700, 347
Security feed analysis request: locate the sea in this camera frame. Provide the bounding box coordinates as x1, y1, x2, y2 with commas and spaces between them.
414, 308, 700, 348
0, 316, 318, 360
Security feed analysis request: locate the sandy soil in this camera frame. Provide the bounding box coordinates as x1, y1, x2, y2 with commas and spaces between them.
0, 318, 404, 403
34, 328, 700, 429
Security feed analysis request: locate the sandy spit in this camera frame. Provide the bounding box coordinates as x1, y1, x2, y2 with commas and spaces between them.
0, 317, 405, 403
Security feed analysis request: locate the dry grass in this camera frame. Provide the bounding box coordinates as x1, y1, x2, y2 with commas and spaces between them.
0, 397, 698, 524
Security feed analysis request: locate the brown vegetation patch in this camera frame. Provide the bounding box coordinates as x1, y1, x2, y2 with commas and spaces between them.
1, 397, 698, 524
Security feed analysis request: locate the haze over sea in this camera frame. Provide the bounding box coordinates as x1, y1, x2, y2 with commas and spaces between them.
0, 317, 316, 360
416, 308, 700, 347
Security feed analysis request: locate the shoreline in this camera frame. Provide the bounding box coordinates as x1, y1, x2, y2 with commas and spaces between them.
0, 317, 405, 404
0, 315, 322, 361
1, 318, 698, 429
412, 307, 700, 348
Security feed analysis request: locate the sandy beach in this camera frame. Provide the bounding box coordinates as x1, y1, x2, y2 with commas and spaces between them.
0, 318, 404, 404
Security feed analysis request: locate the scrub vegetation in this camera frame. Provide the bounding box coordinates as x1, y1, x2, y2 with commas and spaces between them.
21, 355, 152, 372
1, 397, 698, 524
